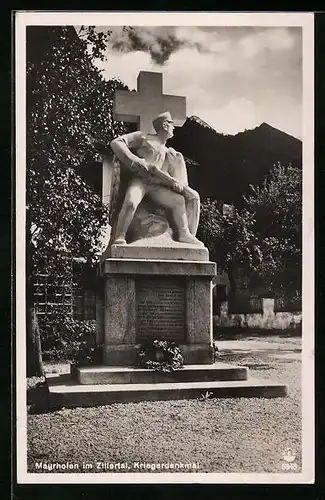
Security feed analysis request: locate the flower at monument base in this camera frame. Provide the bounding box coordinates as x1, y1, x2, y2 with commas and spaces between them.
137, 338, 184, 372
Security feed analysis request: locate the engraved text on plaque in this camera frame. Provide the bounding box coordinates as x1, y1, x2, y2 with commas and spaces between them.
136, 277, 186, 342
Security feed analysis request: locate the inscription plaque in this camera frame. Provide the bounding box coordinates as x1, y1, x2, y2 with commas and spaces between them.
136, 277, 186, 342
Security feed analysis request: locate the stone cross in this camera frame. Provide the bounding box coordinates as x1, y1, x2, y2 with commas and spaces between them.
113, 71, 186, 133
100, 71, 187, 203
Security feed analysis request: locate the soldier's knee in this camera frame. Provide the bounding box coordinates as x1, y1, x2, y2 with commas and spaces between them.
186, 188, 200, 202
191, 189, 200, 201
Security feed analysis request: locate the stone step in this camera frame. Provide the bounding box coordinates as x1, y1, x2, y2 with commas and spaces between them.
47, 374, 288, 408
73, 362, 248, 385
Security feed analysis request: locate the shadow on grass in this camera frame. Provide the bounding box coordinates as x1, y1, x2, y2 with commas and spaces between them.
213, 327, 302, 341
219, 346, 300, 370
220, 353, 275, 370
237, 363, 273, 370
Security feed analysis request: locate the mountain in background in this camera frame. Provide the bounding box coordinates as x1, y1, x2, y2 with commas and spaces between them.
169, 116, 302, 205
189, 115, 216, 130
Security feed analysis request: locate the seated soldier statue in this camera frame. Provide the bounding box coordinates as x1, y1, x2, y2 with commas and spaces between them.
110, 111, 203, 247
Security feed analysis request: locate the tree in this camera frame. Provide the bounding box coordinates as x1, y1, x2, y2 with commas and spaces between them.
26, 26, 129, 267
25, 26, 130, 373
198, 201, 263, 298
198, 162, 302, 299
244, 162, 302, 296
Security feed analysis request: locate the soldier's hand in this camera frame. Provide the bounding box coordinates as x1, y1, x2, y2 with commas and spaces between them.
173, 181, 184, 194
148, 164, 158, 175
131, 158, 149, 175
182, 186, 199, 200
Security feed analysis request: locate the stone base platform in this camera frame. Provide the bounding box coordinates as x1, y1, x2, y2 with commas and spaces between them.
103, 344, 214, 366
73, 362, 248, 385
108, 242, 209, 262
46, 362, 288, 408
106, 233, 209, 262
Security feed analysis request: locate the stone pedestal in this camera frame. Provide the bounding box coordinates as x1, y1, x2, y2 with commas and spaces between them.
97, 257, 216, 365
107, 235, 209, 262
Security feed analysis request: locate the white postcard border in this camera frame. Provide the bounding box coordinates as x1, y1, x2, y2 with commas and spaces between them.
15, 11, 315, 484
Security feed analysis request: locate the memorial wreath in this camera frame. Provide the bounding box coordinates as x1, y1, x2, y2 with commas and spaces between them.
137, 338, 184, 372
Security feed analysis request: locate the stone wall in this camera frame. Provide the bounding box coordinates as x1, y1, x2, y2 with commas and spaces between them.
214, 299, 302, 330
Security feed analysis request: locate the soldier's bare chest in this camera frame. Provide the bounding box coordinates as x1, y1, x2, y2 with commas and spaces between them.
136, 135, 168, 168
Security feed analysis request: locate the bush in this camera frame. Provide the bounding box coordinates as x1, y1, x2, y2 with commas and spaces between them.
38, 313, 99, 364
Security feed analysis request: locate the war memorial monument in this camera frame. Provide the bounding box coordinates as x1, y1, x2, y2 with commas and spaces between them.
47, 71, 287, 406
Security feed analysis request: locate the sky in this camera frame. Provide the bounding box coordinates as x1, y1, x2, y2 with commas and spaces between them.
90, 26, 302, 138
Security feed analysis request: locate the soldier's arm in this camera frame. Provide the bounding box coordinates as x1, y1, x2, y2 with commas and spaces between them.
110, 131, 149, 175
164, 149, 199, 200
154, 148, 187, 194
148, 167, 180, 190
166, 149, 189, 186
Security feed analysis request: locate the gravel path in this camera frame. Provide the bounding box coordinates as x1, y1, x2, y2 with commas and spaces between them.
27, 335, 301, 474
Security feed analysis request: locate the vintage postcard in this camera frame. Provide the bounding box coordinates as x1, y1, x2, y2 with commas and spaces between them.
15, 11, 314, 484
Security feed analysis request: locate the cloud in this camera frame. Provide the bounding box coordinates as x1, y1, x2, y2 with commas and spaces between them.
94, 26, 302, 137
97, 50, 156, 89
174, 26, 232, 54
200, 97, 259, 135
100, 26, 241, 65
105, 26, 186, 65
239, 28, 296, 58
99, 26, 299, 66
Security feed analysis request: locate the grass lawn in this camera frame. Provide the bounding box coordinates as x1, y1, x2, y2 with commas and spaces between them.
27, 335, 301, 474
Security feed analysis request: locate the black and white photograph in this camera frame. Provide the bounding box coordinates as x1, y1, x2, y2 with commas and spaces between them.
15, 12, 314, 483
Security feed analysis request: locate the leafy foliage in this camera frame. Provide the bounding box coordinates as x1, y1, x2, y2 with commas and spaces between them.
244, 162, 302, 295
138, 339, 184, 372
24, 25, 134, 369
199, 162, 302, 297
198, 201, 262, 273
26, 26, 130, 276
199, 390, 213, 401
39, 314, 99, 364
